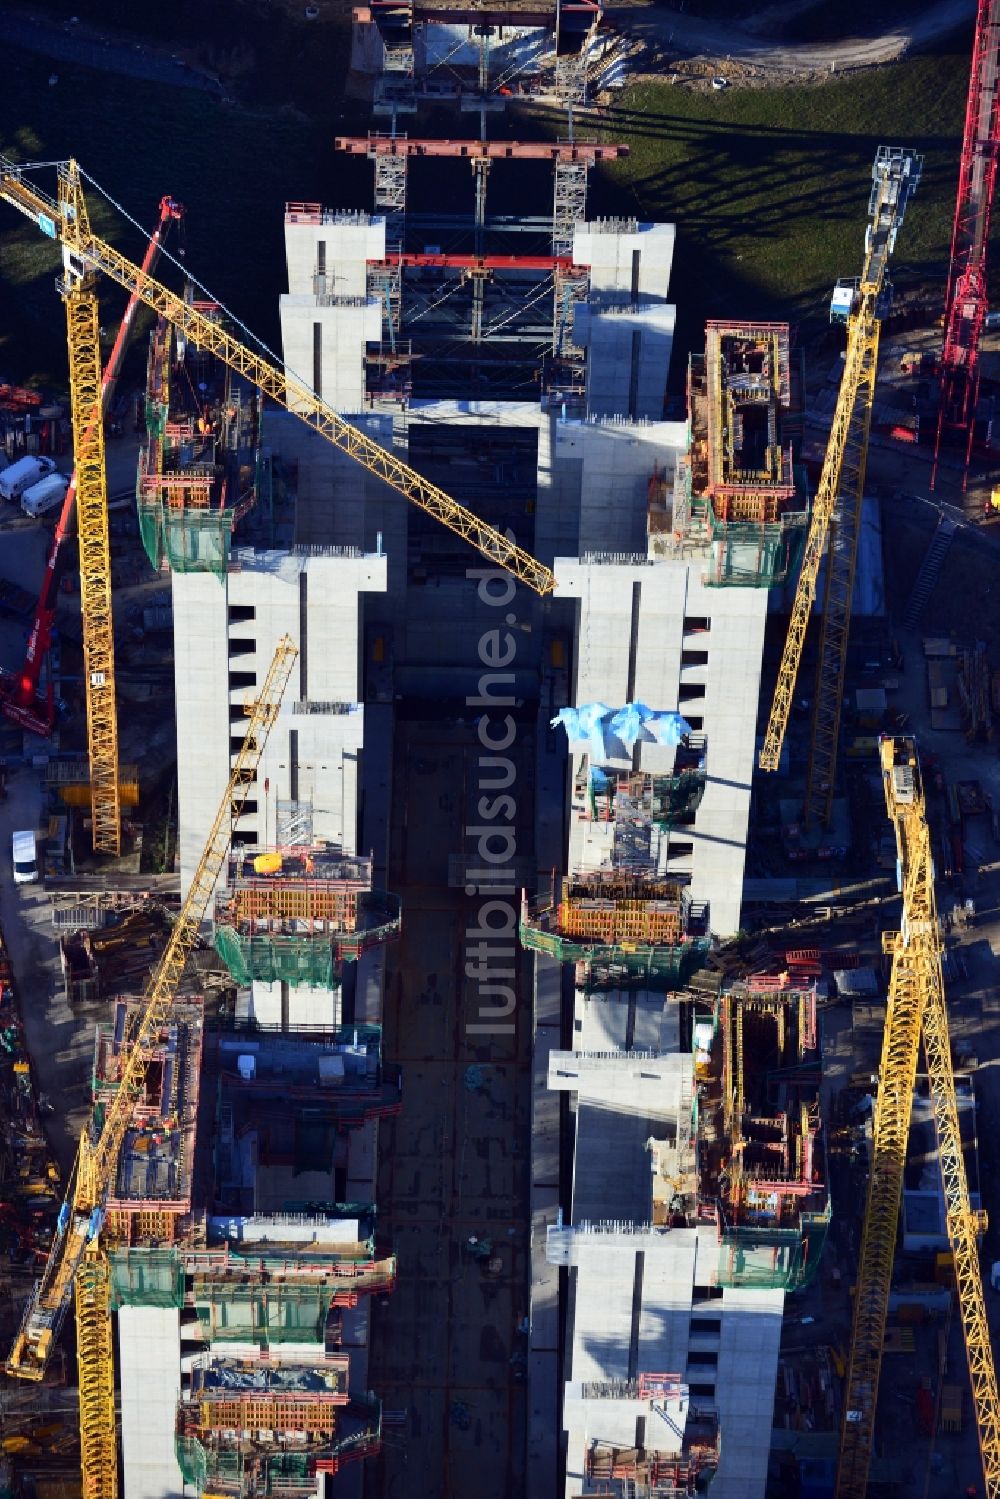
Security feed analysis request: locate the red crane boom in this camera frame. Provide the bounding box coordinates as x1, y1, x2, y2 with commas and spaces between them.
931, 0, 1000, 490
0, 195, 183, 734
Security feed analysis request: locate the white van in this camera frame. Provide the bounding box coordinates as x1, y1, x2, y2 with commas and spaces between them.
12, 829, 38, 885
21, 472, 69, 518
0, 455, 56, 503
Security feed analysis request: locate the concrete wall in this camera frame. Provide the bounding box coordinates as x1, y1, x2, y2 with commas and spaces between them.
281, 215, 385, 414
575, 303, 677, 421
553, 559, 767, 935
714, 1287, 784, 1499
119, 1305, 184, 1499
172, 551, 386, 898
284, 215, 385, 299
280, 294, 382, 413
573, 221, 675, 307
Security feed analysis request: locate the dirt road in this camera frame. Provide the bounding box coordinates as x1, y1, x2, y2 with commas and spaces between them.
605, 0, 976, 77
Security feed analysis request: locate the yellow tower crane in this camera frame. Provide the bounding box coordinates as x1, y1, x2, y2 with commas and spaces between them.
0, 158, 556, 856
758, 149, 921, 828
836, 735, 1000, 1499
6, 636, 298, 1499
58, 166, 120, 854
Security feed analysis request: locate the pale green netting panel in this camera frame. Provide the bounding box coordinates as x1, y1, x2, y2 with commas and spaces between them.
109, 1248, 185, 1308
716, 1211, 830, 1292
176, 1444, 312, 1488
192, 1280, 329, 1343
137, 500, 233, 577
175, 1436, 207, 1491
214, 926, 337, 989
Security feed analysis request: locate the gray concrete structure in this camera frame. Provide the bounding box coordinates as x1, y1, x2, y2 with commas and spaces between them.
164, 195, 784, 1499
546, 992, 783, 1499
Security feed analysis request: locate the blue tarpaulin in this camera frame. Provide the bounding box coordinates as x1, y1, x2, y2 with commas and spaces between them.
551, 702, 692, 764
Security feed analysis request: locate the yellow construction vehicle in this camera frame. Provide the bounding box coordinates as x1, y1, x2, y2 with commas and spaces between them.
758, 149, 921, 829
5, 636, 298, 1499
0, 157, 556, 854
836, 735, 1000, 1499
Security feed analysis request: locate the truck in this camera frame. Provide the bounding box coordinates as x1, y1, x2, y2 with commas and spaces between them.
0, 455, 55, 503
20, 472, 69, 518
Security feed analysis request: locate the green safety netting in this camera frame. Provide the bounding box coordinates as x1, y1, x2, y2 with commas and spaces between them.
109, 1247, 185, 1309
175, 1436, 208, 1490
176, 1442, 313, 1491
716, 1209, 830, 1293
214, 926, 338, 989
191, 1280, 330, 1344
138, 499, 234, 577
519, 926, 710, 984
705, 502, 809, 589
145, 398, 166, 440
651, 769, 707, 828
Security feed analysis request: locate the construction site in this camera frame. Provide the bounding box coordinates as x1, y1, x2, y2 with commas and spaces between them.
3, 2, 1000, 1499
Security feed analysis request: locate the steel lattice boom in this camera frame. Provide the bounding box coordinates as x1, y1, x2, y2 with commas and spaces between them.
758, 149, 921, 803
6, 637, 297, 1440
2, 191, 182, 741
836, 738, 934, 1499
931, 0, 1000, 490
836, 735, 1000, 1499
60, 167, 121, 853
0, 156, 556, 596
75, 1252, 116, 1499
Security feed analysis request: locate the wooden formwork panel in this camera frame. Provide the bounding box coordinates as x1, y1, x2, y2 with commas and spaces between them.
105, 1208, 178, 1243
198, 1395, 341, 1433
232, 884, 358, 928
558, 898, 682, 945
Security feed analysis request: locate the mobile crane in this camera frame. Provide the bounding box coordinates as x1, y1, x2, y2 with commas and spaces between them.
0, 157, 556, 599
758, 149, 921, 828
930, 0, 1000, 491
836, 736, 1000, 1499
6, 635, 298, 1499
0, 157, 556, 853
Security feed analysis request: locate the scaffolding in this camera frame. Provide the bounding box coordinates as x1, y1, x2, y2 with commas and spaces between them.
696, 977, 830, 1292
674, 324, 808, 587
370, 132, 408, 247
92, 996, 203, 1242
552, 158, 588, 259
136, 313, 263, 577
213, 846, 401, 985
585, 759, 708, 839
579, 1380, 720, 1498
520, 882, 708, 983
175, 1395, 382, 1495
108, 1247, 185, 1308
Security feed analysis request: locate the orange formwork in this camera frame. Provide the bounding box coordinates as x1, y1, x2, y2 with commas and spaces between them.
195, 1391, 348, 1434
230, 882, 361, 929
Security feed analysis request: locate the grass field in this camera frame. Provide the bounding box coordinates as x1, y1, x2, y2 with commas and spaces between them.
0, 13, 974, 391
585, 41, 973, 367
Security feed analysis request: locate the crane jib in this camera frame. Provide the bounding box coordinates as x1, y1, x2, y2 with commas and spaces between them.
0, 157, 557, 596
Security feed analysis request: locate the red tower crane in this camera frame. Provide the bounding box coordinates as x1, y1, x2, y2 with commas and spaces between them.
931, 0, 1000, 491
0, 194, 183, 735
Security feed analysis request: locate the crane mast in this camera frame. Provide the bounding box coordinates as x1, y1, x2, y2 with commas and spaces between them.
6, 636, 298, 1414
835, 738, 934, 1498
0, 156, 556, 596
931, 0, 1000, 490
59, 165, 120, 853
758, 149, 921, 820
2, 192, 182, 741
836, 736, 1000, 1499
